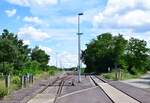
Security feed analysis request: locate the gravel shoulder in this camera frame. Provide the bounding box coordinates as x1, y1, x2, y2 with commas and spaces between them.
121, 72, 150, 89
0, 76, 56, 103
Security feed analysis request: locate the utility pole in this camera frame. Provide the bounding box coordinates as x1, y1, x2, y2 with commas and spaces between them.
55, 52, 58, 68
77, 13, 83, 83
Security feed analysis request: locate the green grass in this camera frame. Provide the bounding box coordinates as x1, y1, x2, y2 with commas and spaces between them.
102, 70, 145, 80
0, 85, 7, 99
0, 68, 61, 99
0, 76, 21, 99
34, 69, 60, 81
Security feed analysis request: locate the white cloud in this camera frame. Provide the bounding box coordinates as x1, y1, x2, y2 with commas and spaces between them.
6, 0, 58, 7
45, 28, 76, 40
60, 52, 86, 68
36, 46, 78, 68
65, 16, 77, 25
49, 51, 78, 68
117, 10, 150, 28
102, 0, 137, 16
23, 16, 43, 24
39, 45, 52, 55
93, 0, 150, 32
64, 8, 99, 25
18, 26, 50, 41
31, 0, 57, 6
38, 45, 53, 66
5, 9, 16, 17
23, 40, 30, 45
6, 0, 30, 6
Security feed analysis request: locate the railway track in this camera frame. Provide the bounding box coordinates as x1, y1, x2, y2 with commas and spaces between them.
54, 76, 70, 103
27, 75, 70, 103
90, 75, 141, 103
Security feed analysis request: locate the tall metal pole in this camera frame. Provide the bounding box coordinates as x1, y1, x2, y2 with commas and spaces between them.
55, 52, 58, 67
77, 13, 83, 83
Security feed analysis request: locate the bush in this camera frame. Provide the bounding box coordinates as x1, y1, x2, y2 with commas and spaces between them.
102, 72, 115, 80
49, 70, 55, 76
0, 62, 13, 75
0, 85, 7, 99
12, 76, 20, 85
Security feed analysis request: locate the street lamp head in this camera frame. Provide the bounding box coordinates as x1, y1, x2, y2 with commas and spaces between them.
78, 13, 83, 16
77, 33, 83, 35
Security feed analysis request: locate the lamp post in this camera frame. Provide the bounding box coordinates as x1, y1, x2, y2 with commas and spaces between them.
77, 13, 83, 83
55, 52, 58, 68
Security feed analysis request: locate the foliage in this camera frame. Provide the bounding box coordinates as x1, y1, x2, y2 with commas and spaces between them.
0, 29, 60, 98
0, 62, 13, 75
0, 29, 31, 74
0, 85, 7, 99
12, 76, 20, 85
102, 69, 145, 80
0, 29, 50, 75
48, 66, 60, 75
125, 38, 149, 74
82, 33, 127, 73
49, 70, 55, 76
18, 60, 41, 75
31, 46, 50, 71
82, 33, 149, 74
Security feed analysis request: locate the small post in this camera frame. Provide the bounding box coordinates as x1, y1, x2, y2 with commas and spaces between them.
5, 74, 10, 88
20, 75, 24, 88
23, 75, 27, 88
32, 75, 33, 83
29, 74, 33, 84
27, 73, 30, 84
108, 67, 110, 72
115, 64, 118, 80
118, 68, 121, 80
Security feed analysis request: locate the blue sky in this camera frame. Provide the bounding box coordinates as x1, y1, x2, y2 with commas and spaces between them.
0, 0, 150, 68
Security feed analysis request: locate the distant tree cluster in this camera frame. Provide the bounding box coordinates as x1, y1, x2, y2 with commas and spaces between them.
0, 29, 50, 75
82, 33, 150, 74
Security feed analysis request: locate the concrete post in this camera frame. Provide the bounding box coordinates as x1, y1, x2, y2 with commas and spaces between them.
23, 75, 27, 88
29, 74, 33, 84
5, 74, 10, 88
20, 76, 24, 88
115, 64, 119, 80
27, 74, 30, 84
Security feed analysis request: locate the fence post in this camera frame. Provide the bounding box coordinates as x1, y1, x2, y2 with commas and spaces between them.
31, 74, 33, 84
29, 74, 33, 84
115, 64, 118, 80
5, 74, 10, 88
27, 73, 30, 84
23, 75, 27, 88
20, 75, 24, 88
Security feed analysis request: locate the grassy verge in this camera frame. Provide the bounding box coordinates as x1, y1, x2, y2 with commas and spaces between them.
0, 69, 61, 99
101, 70, 145, 80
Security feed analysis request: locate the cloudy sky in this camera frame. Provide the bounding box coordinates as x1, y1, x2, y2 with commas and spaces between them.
0, 0, 150, 68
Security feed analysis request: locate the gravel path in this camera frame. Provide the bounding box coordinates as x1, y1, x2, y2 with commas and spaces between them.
122, 72, 150, 89
0, 77, 56, 103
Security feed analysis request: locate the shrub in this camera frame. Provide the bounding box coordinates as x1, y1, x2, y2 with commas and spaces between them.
49, 70, 55, 76
0, 62, 13, 75
12, 76, 20, 85
0, 85, 7, 99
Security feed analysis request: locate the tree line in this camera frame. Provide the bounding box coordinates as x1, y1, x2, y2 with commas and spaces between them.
0, 29, 50, 75
82, 33, 150, 74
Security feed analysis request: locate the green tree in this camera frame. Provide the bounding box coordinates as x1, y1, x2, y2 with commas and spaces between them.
113, 34, 128, 69
31, 46, 50, 70
0, 31, 17, 74
18, 60, 40, 75
0, 29, 31, 74
82, 33, 127, 73
125, 38, 149, 74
